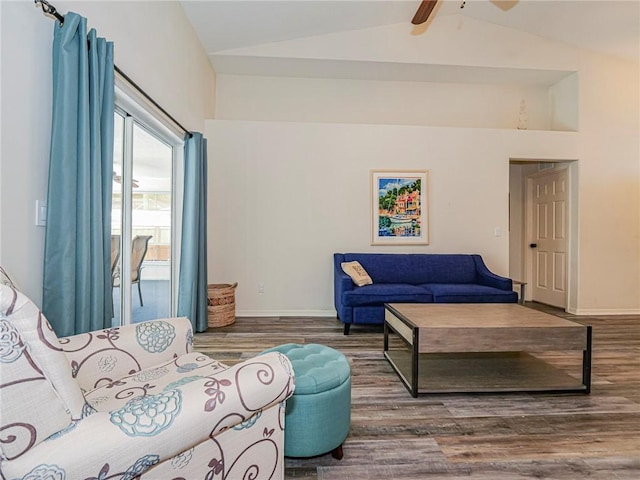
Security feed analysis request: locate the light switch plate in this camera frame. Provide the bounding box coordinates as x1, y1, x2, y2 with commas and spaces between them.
36, 200, 47, 227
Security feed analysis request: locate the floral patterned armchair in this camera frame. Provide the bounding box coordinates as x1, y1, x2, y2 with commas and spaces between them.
0, 283, 295, 479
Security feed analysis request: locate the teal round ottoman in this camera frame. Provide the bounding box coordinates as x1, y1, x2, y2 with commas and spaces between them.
262, 343, 351, 459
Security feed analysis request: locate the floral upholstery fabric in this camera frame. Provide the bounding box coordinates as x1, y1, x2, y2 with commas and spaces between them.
59, 317, 194, 392
83, 351, 226, 413
3, 352, 294, 479
0, 284, 295, 479
0, 313, 71, 460
0, 285, 87, 419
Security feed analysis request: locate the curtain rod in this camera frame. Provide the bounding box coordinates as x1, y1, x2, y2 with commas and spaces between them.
35, 0, 191, 136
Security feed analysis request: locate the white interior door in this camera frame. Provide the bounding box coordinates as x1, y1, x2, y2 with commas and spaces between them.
529, 169, 568, 308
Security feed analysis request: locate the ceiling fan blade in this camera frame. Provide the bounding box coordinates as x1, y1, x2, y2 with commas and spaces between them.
412, 0, 439, 25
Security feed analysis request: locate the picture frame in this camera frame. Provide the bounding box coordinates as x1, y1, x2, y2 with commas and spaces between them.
371, 170, 429, 245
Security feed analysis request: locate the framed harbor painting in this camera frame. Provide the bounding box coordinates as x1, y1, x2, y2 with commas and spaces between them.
371, 170, 429, 245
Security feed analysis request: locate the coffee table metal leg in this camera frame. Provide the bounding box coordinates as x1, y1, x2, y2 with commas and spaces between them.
411, 328, 419, 398
583, 325, 593, 394
383, 321, 389, 353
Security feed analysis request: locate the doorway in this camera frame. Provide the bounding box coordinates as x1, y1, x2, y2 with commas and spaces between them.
509, 161, 578, 311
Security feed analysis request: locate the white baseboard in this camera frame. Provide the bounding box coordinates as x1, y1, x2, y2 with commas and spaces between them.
235, 309, 337, 318
569, 307, 640, 315
237, 307, 640, 317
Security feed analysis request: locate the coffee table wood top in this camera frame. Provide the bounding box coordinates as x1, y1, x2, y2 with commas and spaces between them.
385, 303, 587, 353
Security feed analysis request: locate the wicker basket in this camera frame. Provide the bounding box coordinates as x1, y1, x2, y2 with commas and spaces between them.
207, 282, 238, 328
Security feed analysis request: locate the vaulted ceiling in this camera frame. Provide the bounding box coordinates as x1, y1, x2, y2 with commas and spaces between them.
181, 0, 640, 71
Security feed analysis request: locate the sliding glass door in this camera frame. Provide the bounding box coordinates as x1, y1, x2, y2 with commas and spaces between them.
112, 111, 175, 325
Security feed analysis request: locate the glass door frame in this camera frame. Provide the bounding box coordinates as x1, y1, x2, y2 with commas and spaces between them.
113, 87, 184, 326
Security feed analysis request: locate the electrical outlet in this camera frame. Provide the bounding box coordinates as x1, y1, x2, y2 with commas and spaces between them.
258, 282, 265, 293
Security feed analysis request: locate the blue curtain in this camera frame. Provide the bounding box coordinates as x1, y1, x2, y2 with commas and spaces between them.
177, 133, 209, 333
42, 13, 115, 336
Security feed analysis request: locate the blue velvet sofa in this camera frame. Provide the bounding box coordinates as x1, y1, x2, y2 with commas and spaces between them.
334, 253, 517, 334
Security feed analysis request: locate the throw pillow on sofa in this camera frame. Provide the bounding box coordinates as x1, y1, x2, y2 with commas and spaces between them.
341, 261, 373, 286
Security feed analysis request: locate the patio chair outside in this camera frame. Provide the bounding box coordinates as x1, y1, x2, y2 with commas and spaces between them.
112, 235, 153, 307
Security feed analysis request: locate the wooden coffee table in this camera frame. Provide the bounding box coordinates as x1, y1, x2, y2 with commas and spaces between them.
383, 303, 592, 397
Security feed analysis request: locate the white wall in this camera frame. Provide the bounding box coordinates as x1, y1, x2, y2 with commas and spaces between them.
214, 14, 580, 131
2, 1, 637, 316
549, 73, 579, 131
508, 163, 525, 282
0, 1, 53, 298
0, 0, 215, 303
206, 120, 579, 316
209, 15, 639, 315
58, 0, 215, 132
215, 74, 552, 130
574, 52, 640, 314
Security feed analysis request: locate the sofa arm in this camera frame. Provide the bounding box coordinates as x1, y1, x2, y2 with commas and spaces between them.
3, 352, 295, 480
472, 255, 513, 290
59, 317, 193, 392
334, 254, 355, 317
334, 254, 355, 292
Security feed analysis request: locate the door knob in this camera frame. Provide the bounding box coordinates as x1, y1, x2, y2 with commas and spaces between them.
529, 243, 537, 248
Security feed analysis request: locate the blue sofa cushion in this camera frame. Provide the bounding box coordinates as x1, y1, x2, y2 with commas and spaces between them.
342, 253, 477, 285
343, 283, 433, 307
425, 284, 518, 303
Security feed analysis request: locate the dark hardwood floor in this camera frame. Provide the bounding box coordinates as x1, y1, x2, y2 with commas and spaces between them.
193, 303, 640, 479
